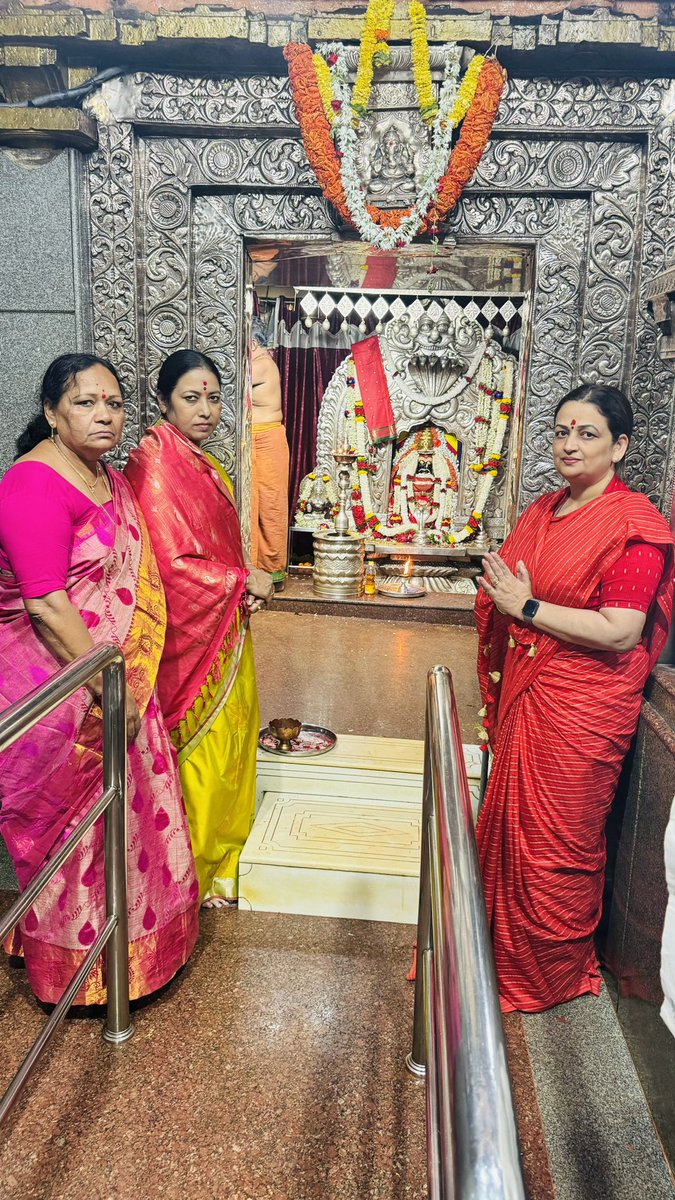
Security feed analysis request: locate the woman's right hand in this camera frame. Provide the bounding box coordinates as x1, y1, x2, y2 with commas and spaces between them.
125, 689, 141, 744
246, 567, 274, 614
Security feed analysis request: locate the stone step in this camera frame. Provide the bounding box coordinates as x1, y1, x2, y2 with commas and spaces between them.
239, 734, 481, 923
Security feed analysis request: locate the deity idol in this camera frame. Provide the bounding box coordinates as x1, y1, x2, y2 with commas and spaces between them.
388, 425, 459, 537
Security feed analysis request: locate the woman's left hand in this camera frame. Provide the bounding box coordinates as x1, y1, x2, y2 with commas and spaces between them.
246, 567, 274, 614
478, 552, 533, 619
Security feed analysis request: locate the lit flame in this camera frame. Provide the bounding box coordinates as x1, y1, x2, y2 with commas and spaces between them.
403, 557, 413, 578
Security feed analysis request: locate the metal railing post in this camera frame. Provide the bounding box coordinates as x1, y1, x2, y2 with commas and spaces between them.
406, 664, 525, 1200
406, 701, 433, 1078
0, 644, 134, 1125
102, 656, 133, 1044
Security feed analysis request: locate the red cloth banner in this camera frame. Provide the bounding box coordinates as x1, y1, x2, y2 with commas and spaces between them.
352, 336, 397, 445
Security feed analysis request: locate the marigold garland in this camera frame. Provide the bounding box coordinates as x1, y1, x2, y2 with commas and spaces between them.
285, 30, 506, 247
352, 0, 394, 121
284, 42, 351, 224
313, 52, 336, 125
409, 1, 437, 124
421, 58, 505, 233
449, 53, 484, 126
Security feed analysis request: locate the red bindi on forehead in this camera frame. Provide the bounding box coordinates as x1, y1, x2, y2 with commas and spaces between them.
102, 390, 106, 400
570, 419, 576, 427
203, 380, 208, 389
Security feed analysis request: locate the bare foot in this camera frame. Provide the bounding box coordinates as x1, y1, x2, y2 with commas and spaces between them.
201, 896, 237, 910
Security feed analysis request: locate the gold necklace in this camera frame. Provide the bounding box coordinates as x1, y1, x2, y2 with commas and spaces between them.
52, 438, 111, 500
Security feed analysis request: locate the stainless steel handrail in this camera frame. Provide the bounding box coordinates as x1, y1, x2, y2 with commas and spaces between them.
0, 644, 133, 1126
407, 665, 525, 1200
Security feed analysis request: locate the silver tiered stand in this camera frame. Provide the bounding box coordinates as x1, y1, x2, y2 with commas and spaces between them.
312, 449, 364, 599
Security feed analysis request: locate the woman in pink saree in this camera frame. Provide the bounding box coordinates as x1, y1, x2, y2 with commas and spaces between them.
0, 354, 199, 1006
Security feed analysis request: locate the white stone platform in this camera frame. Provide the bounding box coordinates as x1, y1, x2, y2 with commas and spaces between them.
238, 735, 482, 923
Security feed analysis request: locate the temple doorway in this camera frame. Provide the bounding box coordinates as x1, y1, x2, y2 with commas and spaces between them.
249, 237, 533, 615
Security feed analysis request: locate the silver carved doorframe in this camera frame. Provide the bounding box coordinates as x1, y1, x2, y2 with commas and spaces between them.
86, 71, 675, 536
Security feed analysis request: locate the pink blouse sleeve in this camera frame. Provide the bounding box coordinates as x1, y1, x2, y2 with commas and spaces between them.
0, 463, 81, 600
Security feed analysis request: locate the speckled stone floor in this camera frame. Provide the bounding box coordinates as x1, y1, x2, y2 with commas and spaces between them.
0, 910, 428, 1200
521, 989, 675, 1200
6, 613, 670, 1200
250, 609, 481, 743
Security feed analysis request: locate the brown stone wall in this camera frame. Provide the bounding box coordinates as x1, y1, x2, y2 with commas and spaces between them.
1, 0, 671, 21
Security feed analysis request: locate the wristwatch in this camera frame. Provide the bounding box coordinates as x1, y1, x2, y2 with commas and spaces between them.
522, 598, 540, 623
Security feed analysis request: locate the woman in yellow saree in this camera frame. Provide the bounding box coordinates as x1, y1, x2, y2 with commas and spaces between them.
125, 351, 273, 906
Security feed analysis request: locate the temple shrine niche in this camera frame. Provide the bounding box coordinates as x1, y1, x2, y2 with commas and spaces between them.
294, 297, 517, 549
251, 239, 526, 593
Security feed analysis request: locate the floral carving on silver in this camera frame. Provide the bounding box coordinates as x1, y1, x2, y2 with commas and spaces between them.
85, 72, 675, 516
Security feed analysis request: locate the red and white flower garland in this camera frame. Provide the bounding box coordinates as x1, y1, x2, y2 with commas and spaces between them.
342, 353, 515, 544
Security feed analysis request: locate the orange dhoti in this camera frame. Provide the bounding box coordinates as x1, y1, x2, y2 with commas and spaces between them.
251, 421, 290, 582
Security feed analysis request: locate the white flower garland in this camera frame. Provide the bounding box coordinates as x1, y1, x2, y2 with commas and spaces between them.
320, 43, 462, 252
449, 357, 515, 545
304, 346, 515, 546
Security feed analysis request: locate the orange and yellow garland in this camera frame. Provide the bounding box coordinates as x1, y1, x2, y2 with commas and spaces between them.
285, 42, 351, 225
422, 57, 505, 234
284, 41, 506, 242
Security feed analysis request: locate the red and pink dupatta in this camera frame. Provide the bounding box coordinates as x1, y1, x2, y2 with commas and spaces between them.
125, 423, 249, 757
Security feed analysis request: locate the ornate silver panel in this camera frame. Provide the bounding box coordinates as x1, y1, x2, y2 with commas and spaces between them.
444, 195, 589, 508
191, 192, 334, 487
87, 120, 141, 462
495, 77, 666, 129
133, 72, 297, 128
86, 71, 675, 517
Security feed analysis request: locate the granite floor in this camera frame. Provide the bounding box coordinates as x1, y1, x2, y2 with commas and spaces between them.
522, 989, 675, 1200
0, 911, 428, 1200
1, 901, 562, 1200
4, 612, 672, 1199
250, 609, 481, 743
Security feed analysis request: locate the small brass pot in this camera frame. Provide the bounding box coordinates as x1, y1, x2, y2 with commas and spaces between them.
268, 717, 302, 752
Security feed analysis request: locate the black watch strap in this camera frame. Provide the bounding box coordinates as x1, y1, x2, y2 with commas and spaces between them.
522, 598, 540, 623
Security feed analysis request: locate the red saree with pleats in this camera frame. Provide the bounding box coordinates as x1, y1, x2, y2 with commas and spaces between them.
475, 480, 674, 1013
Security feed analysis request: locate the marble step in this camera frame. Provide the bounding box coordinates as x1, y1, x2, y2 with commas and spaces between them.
239, 734, 482, 923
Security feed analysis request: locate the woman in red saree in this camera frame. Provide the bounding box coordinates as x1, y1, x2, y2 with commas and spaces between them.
476, 385, 674, 1013
0, 354, 199, 1005
125, 350, 273, 907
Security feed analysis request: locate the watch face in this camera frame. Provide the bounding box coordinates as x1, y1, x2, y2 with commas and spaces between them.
523, 599, 539, 619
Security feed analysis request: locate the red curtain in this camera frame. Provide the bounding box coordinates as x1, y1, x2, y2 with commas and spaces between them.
270, 298, 382, 518
272, 311, 351, 519
274, 344, 350, 519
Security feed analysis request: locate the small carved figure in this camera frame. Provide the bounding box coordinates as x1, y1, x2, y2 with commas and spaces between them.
368, 122, 418, 197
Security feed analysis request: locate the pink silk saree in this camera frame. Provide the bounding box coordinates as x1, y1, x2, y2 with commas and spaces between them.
0, 467, 199, 1005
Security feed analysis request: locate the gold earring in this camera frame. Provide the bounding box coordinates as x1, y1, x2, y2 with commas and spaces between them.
50, 425, 55, 440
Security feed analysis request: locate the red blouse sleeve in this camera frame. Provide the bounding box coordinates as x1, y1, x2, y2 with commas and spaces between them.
0, 462, 83, 600
597, 541, 665, 613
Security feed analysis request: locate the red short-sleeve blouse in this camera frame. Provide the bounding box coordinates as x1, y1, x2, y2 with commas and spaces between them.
588, 541, 664, 613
